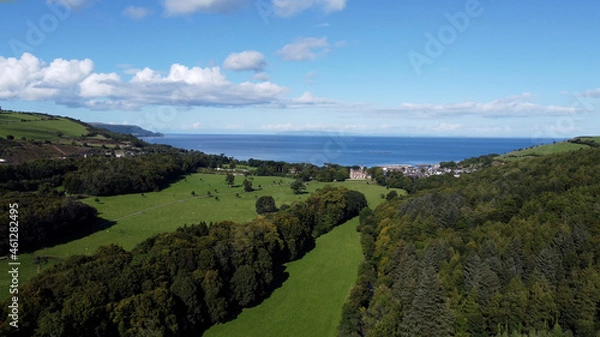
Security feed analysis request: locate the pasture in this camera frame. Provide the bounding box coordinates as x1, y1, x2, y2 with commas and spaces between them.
204, 217, 363, 337
496, 141, 589, 162
0, 112, 88, 140
0, 173, 401, 300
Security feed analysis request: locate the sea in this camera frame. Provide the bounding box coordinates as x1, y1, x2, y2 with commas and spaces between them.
143, 134, 559, 167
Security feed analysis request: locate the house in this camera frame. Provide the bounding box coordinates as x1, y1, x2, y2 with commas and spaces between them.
350, 166, 370, 180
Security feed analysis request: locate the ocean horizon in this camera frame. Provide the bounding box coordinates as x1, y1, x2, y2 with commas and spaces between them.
144, 134, 560, 167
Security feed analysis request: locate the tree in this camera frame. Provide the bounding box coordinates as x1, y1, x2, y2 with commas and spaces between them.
225, 173, 235, 187
255, 196, 277, 214
290, 179, 306, 194
386, 190, 399, 200
335, 168, 349, 181
400, 267, 454, 337
33, 256, 49, 274
243, 179, 253, 192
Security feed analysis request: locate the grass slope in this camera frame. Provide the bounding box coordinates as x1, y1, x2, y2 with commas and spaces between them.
496, 141, 589, 162
0, 173, 401, 300
0, 112, 88, 140
204, 217, 363, 337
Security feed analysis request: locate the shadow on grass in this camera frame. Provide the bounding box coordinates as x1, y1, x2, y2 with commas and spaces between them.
231, 264, 291, 319
33, 217, 117, 254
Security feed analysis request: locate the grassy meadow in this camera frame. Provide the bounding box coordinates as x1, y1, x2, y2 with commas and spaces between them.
204, 217, 363, 337
0, 172, 402, 300
0, 112, 88, 140
496, 141, 589, 162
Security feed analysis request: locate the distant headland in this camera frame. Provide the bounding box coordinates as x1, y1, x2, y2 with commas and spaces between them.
88, 123, 163, 137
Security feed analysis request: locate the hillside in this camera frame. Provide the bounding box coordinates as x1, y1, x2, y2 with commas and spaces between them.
340, 146, 600, 337
496, 136, 599, 162
89, 123, 164, 137
0, 110, 146, 163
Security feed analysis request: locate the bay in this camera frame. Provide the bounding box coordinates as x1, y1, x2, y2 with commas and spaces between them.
144, 134, 558, 167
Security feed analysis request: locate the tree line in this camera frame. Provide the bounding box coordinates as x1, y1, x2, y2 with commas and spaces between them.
0, 185, 367, 336
339, 147, 600, 337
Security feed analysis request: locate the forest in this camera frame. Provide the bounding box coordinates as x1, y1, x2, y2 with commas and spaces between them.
0, 192, 98, 255
338, 147, 600, 337
0, 185, 367, 336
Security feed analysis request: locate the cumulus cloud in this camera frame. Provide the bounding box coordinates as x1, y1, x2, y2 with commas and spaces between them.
122, 6, 152, 20
0, 53, 93, 100
272, 0, 347, 17
223, 50, 266, 72
163, 0, 248, 16
0, 53, 288, 110
277, 37, 329, 61
372, 93, 584, 118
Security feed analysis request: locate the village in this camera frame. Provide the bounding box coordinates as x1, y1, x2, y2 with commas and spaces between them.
349, 163, 477, 180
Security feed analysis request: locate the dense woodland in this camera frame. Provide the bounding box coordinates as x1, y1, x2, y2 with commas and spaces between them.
0, 186, 367, 336
0, 193, 98, 255
338, 147, 600, 337
0, 150, 234, 196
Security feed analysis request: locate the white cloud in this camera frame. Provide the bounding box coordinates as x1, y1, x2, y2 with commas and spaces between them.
163, 0, 248, 16
79, 73, 121, 98
272, 0, 347, 17
252, 72, 270, 81
304, 71, 318, 84
0, 53, 93, 100
291, 92, 335, 105
122, 6, 152, 20
580, 88, 600, 98
0, 53, 288, 110
161, 0, 347, 16
432, 123, 462, 131
181, 122, 202, 130
277, 37, 329, 61
372, 93, 583, 118
223, 50, 266, 72
47, 0, 89, 9
260, 123, 369, 132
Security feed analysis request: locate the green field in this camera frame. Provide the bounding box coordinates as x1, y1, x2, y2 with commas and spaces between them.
496, 141, 589, 162
0, 112, 88, 140
0, 173, 401, 300
204, 217, 363, 337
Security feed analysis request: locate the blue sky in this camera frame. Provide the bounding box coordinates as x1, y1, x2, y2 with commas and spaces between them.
0, 0, 598, 138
